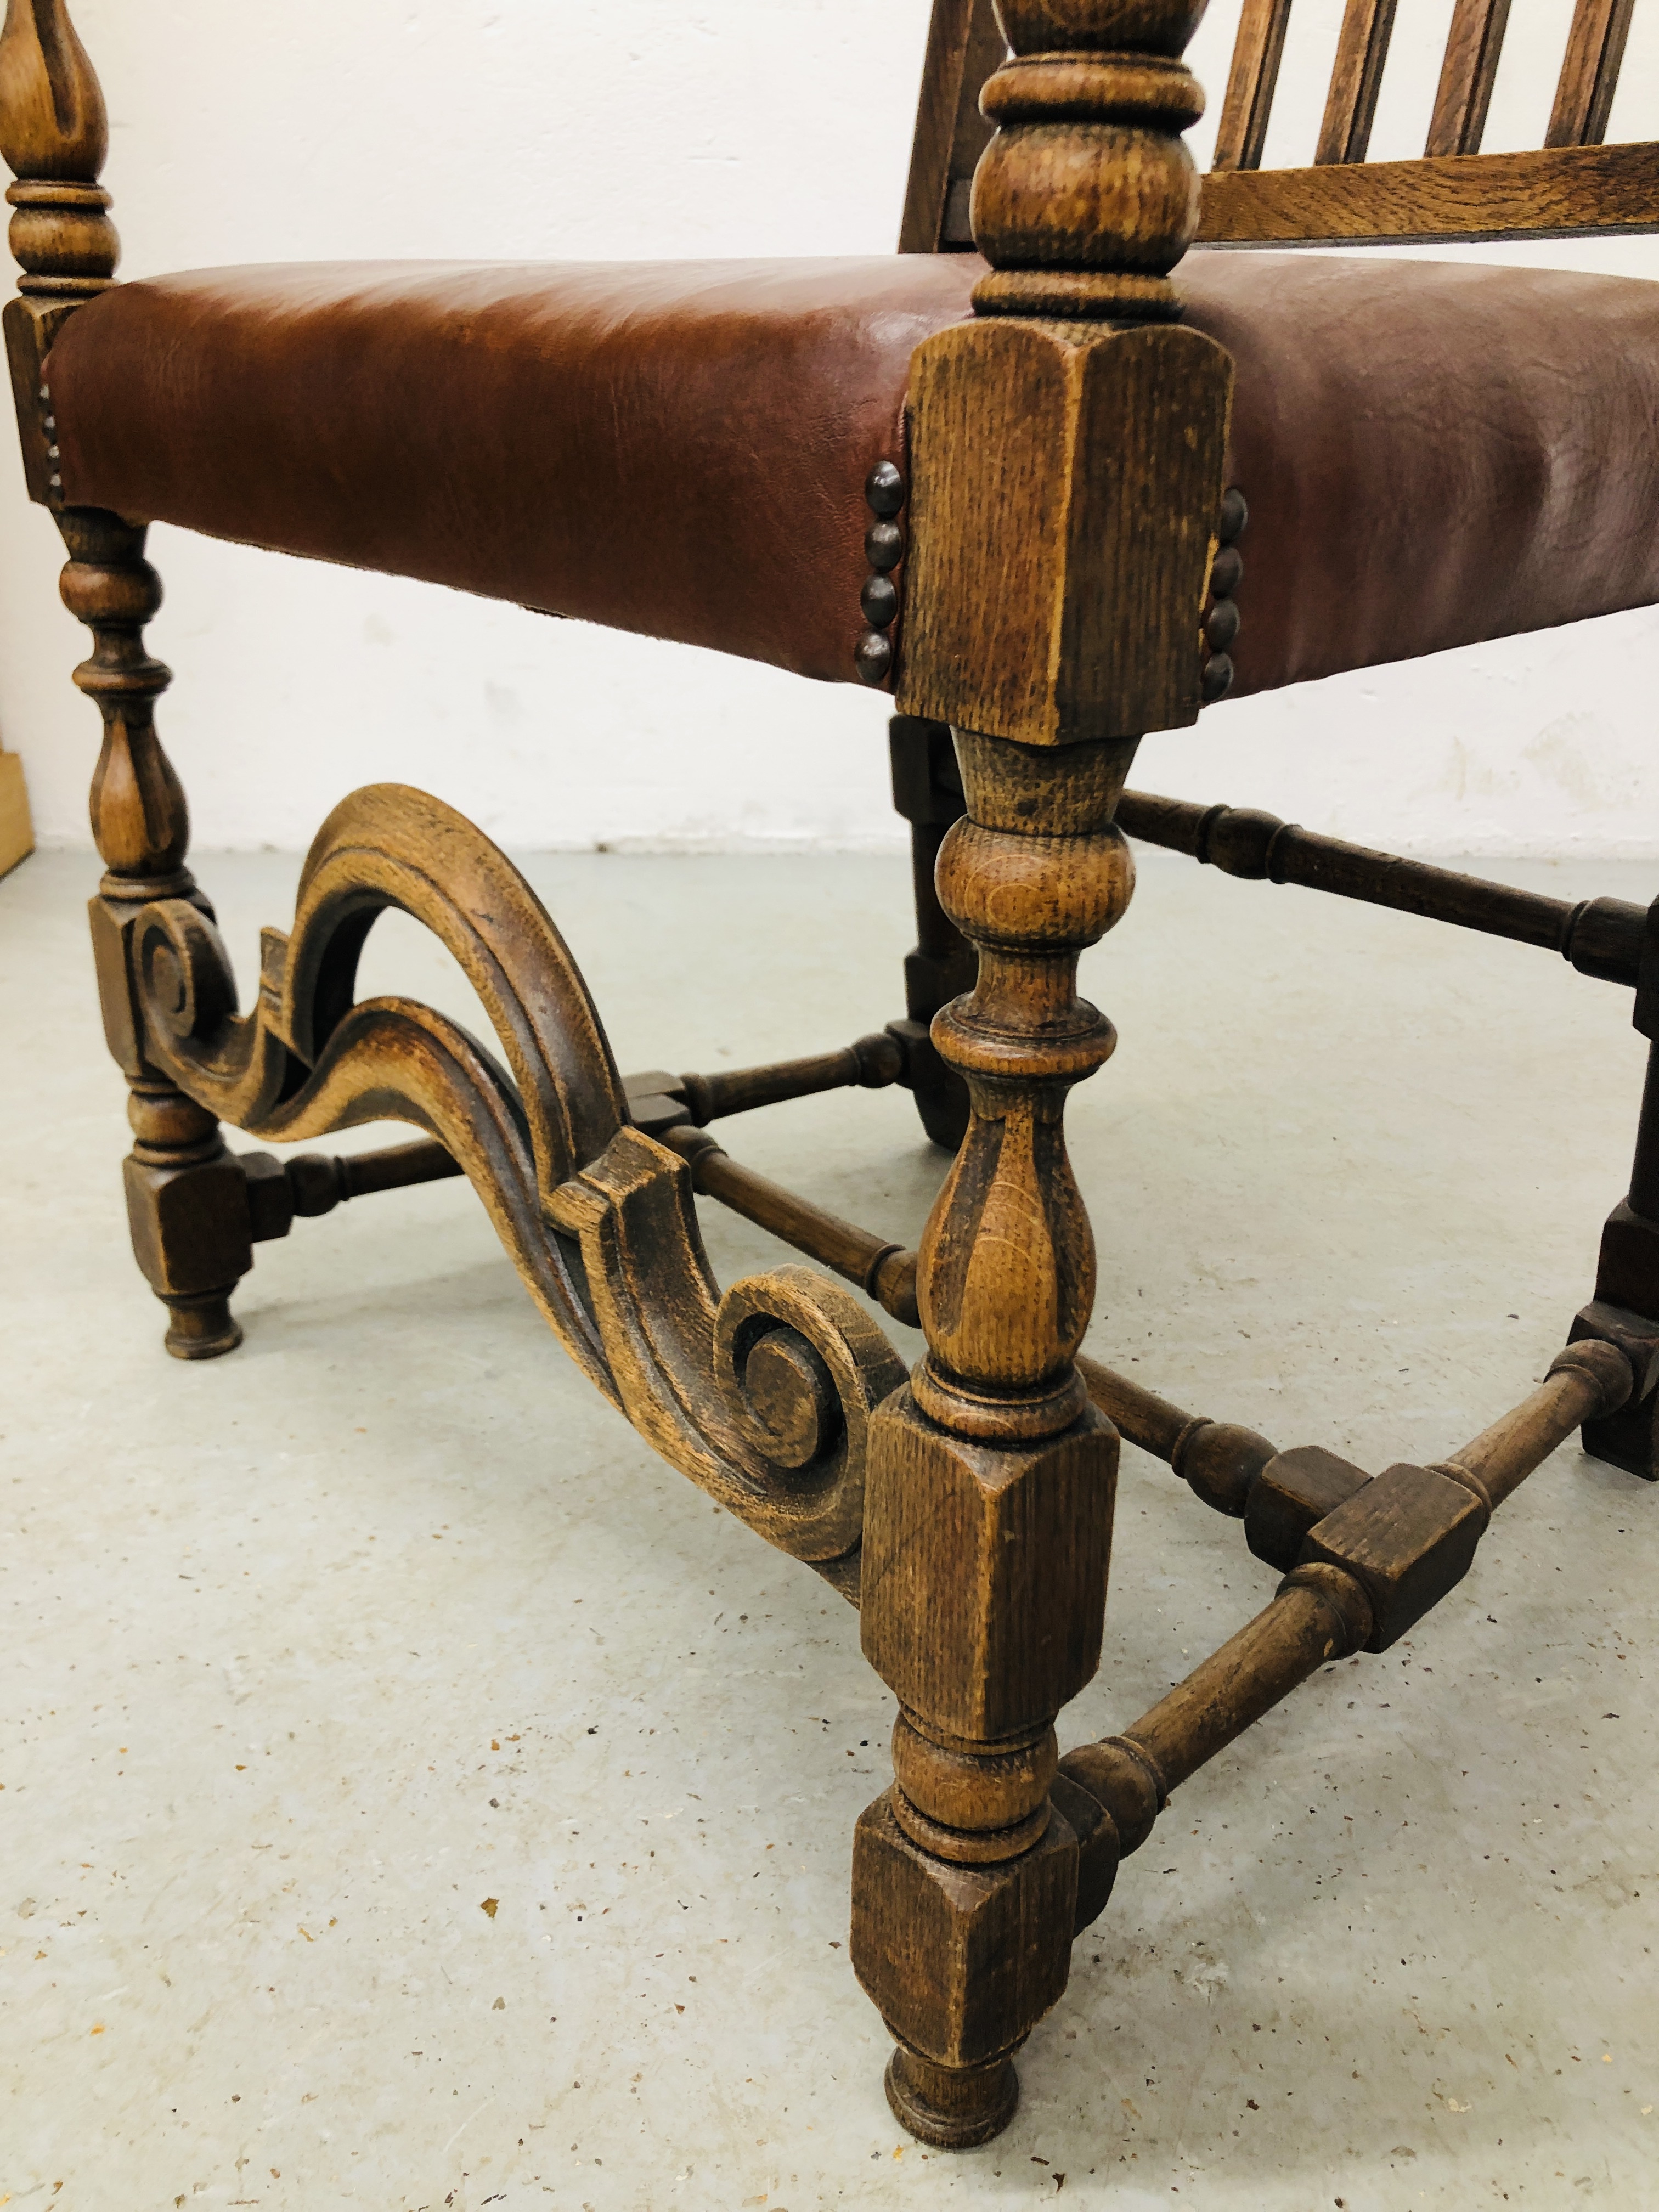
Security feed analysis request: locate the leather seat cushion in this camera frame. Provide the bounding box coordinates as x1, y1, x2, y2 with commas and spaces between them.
42, 250, 1659, 707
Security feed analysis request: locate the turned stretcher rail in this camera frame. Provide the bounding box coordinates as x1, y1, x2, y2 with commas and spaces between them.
624, 1031, 905, 1130
241, 1122, 1623, 1554
242, 1135, 464, 1242
1054, 1336, 1634, 1932
661, 1124, 921, 1327
1116, 789, 1648, 984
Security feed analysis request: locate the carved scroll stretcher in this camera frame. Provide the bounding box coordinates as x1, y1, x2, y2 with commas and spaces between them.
129, 782, 905, 1567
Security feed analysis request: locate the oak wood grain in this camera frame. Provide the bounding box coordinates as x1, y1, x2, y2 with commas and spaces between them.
1316, 0, 1399, 165
898, 320, 1231, 746
1547, 0, 1637, 147
1212, 0, 1296, 172
1425, 0, 1513, 156
1198, 139, 1659, 244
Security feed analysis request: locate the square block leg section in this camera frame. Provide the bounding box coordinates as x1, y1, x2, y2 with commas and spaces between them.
861, 1396, 1116, 1742
851, 1790, 1078, 2146
1576, 1202, 1659, 1478
1578, 1378, 1659, 1482
123, 1146, 253, 1359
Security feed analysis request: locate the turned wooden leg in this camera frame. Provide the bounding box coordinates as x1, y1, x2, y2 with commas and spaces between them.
887, 716, 974, 1152
851, 730, 1135, 2145
64, 505, 251, 1357
1570, 1014, 1659, 1473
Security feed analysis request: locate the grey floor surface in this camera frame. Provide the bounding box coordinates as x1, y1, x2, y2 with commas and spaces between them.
2, 843, 1656, 2212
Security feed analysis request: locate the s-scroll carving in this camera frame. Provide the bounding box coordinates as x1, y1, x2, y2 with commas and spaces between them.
548, 1127, 905, 1562
125, 782, 905, 1566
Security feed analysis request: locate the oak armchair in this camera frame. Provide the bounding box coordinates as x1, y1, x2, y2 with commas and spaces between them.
4, 0, 1658, 2150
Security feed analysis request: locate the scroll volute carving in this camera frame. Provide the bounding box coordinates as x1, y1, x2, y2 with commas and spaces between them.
972, 0, 1210, 320
123, 782, 906, 1567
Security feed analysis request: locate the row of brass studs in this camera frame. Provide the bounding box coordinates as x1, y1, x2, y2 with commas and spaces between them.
1200, 486, 1247, 705
855, 461, 905, 687
857, 467, 1245, 702
38, 379, 61, 498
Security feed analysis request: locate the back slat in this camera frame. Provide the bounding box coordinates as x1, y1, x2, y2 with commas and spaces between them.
1425, 0, 1514, 156
905, 0, 1659, 255
1547, 0, 1638, 146
1212, 0, 1297, 172
1317, 0, 1400, 163
900, 0, 1005, 252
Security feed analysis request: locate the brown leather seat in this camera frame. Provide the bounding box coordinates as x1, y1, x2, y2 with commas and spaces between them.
43, 250, 1659, 709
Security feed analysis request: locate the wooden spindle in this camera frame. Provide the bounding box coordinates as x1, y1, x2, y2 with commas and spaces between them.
1054, 1562, 1374, 1923
1425, 0, 1513, 157
1436, 1340, 1631, 1512
968, 0, 1212, 323
64, 506, 252, 1358
900, 6, 1233, 749
1114, 788, 1649, 984
1076, 1351, 1279, 1514
867, 13, 1232, 2141
661, 1125, 921, 1328
1212, 0, 1296, 173
1316, 0, 1399, 165
1547, 0, 1637, 148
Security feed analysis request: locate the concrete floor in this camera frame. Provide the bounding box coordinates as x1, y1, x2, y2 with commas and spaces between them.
3, 839, 1656, 2211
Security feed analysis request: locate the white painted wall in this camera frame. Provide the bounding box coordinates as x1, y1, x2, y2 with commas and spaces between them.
2, 0, 1659, 857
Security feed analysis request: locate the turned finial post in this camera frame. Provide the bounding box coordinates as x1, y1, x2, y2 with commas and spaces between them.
1, 4, 244, 1359
0, 0, 117, 298
970, 0, 1210, 322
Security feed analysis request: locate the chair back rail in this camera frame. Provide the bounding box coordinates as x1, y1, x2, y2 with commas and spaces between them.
905, 0, 1659, 252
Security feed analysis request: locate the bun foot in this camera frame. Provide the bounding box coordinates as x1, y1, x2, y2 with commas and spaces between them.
161, 1289, 244, 1360
884, 2046, 1019, 2148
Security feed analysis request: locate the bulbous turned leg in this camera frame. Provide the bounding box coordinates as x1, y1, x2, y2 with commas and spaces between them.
851, 730, 1137, 2145
888, 716, 974, 1151
64, 505, 252, 1358
1572, 1010, 1659, 1475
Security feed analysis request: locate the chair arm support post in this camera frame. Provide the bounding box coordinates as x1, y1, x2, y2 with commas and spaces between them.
2, 24, 249, 1357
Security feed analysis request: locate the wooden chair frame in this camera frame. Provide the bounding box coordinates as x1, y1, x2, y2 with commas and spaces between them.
2, 0, 1655, 2150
